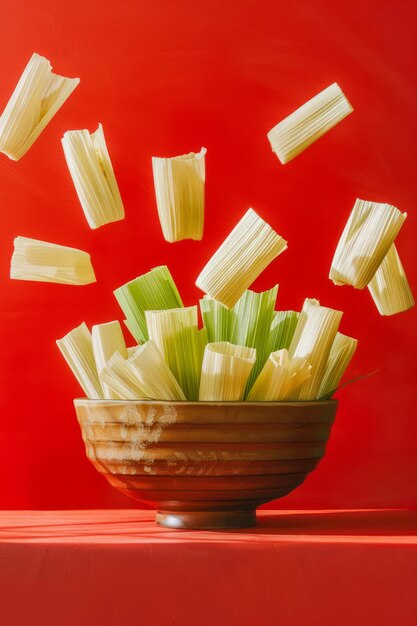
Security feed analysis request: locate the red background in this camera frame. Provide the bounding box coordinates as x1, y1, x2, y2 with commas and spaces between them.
0, 0, 415, 510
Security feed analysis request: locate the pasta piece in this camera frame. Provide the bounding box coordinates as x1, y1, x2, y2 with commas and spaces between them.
200, 296, 233, 343
128, 340, 186, 401
0, 53, 79, 160
246, 349, 289, 401
10, 236, 96, 285
267, 83, 353, 164
199, 342, 256, 401
284, 358, 313, 398
114, 266, 183, 343
92, 321, 128, 399
56, 322, 103, 399
230, 287, 278, 388
246, 351, 312, 401
317, 332, 357, 399
330, 199, 407, 289
267, 310, 299, 352
286, 298, 320, 354
152, 148, 206, 242
62, 124, 124, 229
368, 244, 414, 316
196, 209, 287, 309
100, 352, 145, 400
287, 299, 342, 400
145, 307, 207, 400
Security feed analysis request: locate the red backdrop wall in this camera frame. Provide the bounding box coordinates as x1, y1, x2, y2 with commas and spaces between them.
0, 0, 415, 510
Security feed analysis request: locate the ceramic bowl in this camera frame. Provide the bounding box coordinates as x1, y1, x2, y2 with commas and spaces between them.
74, 399, 337, 530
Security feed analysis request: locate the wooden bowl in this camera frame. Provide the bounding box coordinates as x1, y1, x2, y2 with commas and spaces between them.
74, 399, 337, 530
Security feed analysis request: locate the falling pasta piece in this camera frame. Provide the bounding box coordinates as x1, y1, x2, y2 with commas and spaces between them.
287, 299, 342, 400
199, 342, 256, 401
330, 199, 407, 289
368, 244, 414, 316
128, 340, 186, 401
196, 209, 287, 309
317, 332, 357, 399
152, 147, 206, 242
230, 286, 278, 389
114, 266, 183, 344
92, 321, 128, 399
0, 53, 79, 160
100, 352, 146, 400
146, 306, 207, 400
56, 322, 103, 399
62, 124, 124, 229
267, 82, 353, 164
10, 236, 96, 285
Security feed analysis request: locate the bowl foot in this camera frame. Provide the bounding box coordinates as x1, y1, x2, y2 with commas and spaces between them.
156, 509, 257, 530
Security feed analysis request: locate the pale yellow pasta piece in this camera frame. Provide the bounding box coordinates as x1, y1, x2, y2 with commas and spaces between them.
368, 244, 414, 316
10, 236, 96, 285
267, 83, 353, 164
62, 124, 124, 229
100, 352, 145, 400
199, 342, 256, 401
152, 148, 206, 242
56, 322, 103, 399
92, 321, 128, 399
288, 299, 342, 400
330, 199, 407, 289
196, 209, 287, 309
128, 340, 186, 401
0, 53, 79, 160
317, 332, 357, 398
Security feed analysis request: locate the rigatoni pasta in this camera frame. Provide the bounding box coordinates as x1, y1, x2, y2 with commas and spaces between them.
0, 53, 79, 160
317, 332, 357, 399
288, 299, 342, 400
92, 321, 128, 399
100, 351, 146, 400
199, 342, 256, 401
152, 148, 206, 242
56, 323, 103, 399
114, 266, 183, 344
196, 209, 287, 309
368, 244, 414, 316
267, 83, 353, 164
330, 199, 407, 289
146, 306, 207, 400
128, 340, 186, 401
62, 124, 124, 229
10, 236, 96, 285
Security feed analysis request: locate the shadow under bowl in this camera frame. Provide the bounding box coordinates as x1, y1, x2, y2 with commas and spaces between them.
74, 399, 337, 530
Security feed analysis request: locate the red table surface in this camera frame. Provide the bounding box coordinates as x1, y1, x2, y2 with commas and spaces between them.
1, 509, 416, 626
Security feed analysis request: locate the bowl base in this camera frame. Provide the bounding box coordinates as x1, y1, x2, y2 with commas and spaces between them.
156, 509, 257, 530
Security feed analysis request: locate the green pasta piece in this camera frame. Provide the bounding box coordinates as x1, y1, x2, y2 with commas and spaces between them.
229, 286, 278, 390
114, 265, 183, 343
200, 296, 234, 343
145, 306, 207, 401
268, 310, 299, 352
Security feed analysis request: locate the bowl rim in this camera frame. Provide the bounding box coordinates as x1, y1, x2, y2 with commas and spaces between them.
74, 398, 338, 407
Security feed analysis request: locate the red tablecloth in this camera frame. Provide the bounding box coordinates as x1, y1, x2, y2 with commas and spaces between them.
1, 509, 416, 626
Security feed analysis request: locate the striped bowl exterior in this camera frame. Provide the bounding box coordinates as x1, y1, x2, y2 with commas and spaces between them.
75, 399, 337, 529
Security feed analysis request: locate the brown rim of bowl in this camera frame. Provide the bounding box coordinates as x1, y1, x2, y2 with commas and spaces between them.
74, 398, 338, 407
